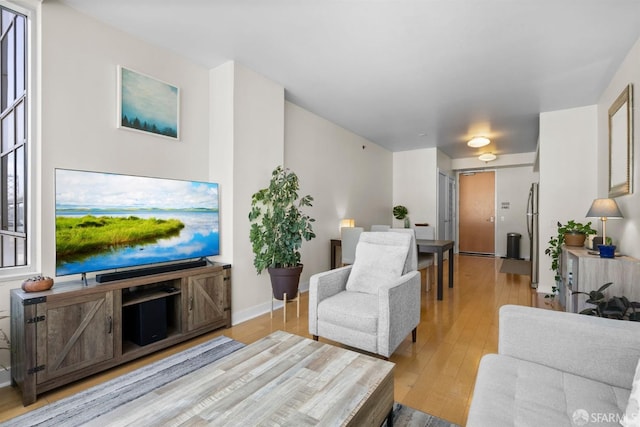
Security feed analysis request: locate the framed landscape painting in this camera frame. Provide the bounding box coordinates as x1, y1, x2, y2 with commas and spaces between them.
117, 66, 180, 140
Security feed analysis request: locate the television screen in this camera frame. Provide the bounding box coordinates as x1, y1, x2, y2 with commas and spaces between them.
55, 169, 219, 277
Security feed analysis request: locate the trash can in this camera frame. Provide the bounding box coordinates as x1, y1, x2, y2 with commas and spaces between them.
506, 232, 521, 259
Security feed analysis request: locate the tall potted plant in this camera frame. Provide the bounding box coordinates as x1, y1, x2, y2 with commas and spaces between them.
249, 166, 316, 300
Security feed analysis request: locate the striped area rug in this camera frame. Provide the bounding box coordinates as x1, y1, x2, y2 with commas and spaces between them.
2, 336, 245, 427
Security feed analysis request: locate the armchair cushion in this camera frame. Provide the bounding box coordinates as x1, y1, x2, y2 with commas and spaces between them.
345, 232, 411, 295
318, 291, 378, 334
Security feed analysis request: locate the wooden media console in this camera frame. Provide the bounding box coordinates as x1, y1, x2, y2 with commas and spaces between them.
10, 263, 231, 405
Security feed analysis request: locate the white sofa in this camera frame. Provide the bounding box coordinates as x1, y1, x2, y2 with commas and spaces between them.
467, 305, 640, 426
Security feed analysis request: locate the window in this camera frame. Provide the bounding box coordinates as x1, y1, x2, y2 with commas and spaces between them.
0, 5, 26, 269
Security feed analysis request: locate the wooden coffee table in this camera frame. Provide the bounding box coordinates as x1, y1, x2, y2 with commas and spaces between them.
90, 330, 395, 426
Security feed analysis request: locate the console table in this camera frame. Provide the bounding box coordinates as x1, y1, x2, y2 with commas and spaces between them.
11, 263, 231, 405
560, 246, 640, 313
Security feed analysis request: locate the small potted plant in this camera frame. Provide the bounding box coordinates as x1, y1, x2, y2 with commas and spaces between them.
561, 220, 597, 247
544, 220, 597, 301
393, 205, 410, 228
249, 166, 316, 300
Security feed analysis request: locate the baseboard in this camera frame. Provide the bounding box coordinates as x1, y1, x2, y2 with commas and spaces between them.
536, 282, 553, 294
231, 282, 309, 326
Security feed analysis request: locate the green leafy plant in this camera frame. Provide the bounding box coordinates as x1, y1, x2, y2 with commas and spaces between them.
393, 205, 408, 220
545, 220, 597, 280
561, 220, 597, 236
248, 166, 316, 274
544, 220, 596, 301
393, 205, 410, 228
573, 282, 640, 321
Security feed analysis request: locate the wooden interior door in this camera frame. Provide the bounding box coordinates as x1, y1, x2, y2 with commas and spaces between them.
459, 171, 495, 254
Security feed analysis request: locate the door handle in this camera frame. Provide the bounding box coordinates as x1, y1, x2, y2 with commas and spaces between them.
488, 217, 495, 223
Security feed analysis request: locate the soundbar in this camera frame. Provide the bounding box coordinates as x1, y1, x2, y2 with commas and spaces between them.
95, 259, 208, 283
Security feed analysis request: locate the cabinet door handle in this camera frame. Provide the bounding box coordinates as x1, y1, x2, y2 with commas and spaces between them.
107, 316, 113, 334
189, 296, 193, 311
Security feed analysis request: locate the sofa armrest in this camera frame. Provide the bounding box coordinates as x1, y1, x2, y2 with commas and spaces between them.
499, 304, 640, 389
378, 271, 421, 357
308, 266, 351, 335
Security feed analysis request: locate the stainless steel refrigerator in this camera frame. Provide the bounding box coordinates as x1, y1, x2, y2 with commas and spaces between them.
527, 183, 539, 288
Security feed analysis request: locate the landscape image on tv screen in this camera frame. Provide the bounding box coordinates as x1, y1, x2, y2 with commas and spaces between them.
55, 169, 219, 276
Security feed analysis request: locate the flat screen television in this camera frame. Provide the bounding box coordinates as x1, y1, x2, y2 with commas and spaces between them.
55, 168, 219, 277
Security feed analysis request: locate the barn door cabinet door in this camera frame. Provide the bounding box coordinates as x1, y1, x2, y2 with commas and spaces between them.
36, 291, 116, 384
186, 269, 231, 332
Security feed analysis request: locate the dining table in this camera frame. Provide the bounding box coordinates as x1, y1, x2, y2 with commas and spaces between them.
416, 239, 455, 300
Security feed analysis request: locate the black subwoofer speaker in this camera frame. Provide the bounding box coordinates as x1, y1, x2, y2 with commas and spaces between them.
124, 298, 167, 346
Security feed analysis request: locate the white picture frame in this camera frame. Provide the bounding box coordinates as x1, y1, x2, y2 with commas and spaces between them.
117, 66, 180, 140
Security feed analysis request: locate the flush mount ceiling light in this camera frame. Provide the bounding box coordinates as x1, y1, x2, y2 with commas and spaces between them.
478, 153, 497, 162
467, 136, 490, 148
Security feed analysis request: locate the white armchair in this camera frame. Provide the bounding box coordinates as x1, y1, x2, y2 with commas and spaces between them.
309, 231, 421, 358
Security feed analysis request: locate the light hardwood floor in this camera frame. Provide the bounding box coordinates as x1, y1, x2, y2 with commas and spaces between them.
0, 255, 553, 425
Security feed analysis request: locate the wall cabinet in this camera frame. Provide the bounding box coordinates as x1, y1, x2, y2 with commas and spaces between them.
11, 263, 231, 405
560, 247, 640, 312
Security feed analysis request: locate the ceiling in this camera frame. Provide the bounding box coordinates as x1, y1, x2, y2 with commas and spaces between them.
59, 0, 640, 159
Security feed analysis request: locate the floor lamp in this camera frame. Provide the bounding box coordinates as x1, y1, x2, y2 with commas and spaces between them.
585, 198, 623, 245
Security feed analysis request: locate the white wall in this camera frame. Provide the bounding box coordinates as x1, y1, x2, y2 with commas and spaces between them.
392, 148, 439, 228
597, 36, 640, 258
209, 62, 235, 264
538, 105, 598, 293
210, 62, 286, 323
211, 76, 394, 325
285, 102, 393, 282
494, 166, 539, 259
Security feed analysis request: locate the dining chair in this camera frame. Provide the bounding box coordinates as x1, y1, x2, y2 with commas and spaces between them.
370, 225, 391, 232
340, 227, 364, 266
401, 226, 435, 292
